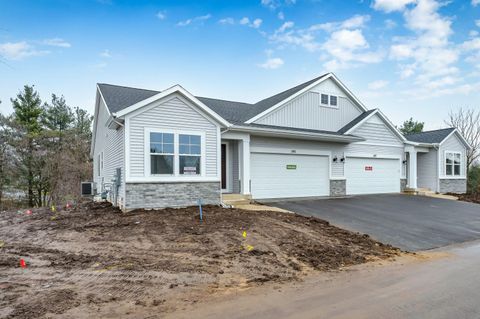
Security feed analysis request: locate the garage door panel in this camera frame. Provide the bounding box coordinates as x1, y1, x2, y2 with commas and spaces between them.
346, 157, 400, 195
251, 153, 329, 199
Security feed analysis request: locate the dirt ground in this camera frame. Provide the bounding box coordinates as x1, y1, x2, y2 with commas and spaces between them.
450, 193, 480, 204
0, 201, 401, 318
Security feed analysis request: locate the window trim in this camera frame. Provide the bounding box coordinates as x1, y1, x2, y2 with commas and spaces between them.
444, 151, 462, 177
144, 127, 206, 179
319, 93, 339, 109
149, 132, 175, 176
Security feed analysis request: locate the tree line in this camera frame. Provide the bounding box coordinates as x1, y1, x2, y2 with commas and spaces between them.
0, 85, 93, 210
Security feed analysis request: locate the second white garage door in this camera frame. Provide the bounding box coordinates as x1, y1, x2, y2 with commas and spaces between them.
251, 153, 330, 199
346, 157, 401, 195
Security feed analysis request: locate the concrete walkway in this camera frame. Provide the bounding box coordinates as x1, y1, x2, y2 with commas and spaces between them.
168, 240, 480, 319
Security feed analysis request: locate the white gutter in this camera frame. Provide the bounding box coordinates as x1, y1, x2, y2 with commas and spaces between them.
227, 125, 365, 143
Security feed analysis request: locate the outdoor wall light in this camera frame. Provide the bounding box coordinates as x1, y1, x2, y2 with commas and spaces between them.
340, 157, 345, 162
333, 156, 338, 162
402, 160, 408, 164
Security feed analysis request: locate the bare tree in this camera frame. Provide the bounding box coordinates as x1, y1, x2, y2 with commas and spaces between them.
445, 108, 480, 172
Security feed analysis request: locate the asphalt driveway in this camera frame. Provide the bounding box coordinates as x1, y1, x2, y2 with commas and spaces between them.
268, 194, 480, 251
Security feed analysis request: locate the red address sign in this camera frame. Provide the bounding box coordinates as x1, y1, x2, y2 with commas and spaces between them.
365, 166, 373, 171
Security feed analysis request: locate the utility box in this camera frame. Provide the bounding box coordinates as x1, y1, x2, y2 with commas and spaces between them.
81, 182, 95, 196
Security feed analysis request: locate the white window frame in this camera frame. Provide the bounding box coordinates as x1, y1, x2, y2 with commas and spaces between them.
444, 151, 462, 177
319, 93, 339, 109
144, 127, 206, 180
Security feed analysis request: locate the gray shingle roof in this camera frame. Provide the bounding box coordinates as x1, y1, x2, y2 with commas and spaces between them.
243, 123, 359, 137
405, 127, 455, 144
337, 109, 377, 134
98, 83, 159, 114
97, 74, 329, 124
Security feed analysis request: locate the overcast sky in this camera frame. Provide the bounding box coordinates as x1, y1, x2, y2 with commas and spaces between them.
0, 0, 479, 129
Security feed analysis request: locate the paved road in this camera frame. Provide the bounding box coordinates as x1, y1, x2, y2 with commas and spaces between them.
169, 241, 480, 319
267, 194, 480, 251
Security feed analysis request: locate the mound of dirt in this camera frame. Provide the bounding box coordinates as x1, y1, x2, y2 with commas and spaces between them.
0, 201, 401, 318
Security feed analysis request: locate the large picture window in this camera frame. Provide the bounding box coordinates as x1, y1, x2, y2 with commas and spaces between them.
150, 132, 174, 174
445, 152, 461, 176
147, 130, 203, 177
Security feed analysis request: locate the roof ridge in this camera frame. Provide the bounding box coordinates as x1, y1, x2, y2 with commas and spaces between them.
253, 73, 329, 106
98, 83, 160, 94
196, 96, 254, 106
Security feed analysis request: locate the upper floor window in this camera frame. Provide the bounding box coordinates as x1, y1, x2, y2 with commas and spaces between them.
445, 152, 461, 176
321, 94, 329, 105
320, 93, 338, 108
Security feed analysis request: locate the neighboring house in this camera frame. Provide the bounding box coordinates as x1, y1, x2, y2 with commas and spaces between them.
90, 73, 471, 210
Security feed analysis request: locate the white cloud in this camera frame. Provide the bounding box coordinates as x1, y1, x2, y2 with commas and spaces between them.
278, 21, 294, 33
219, 17, 234, 25
156, 11, 166, 20
240, 17, 250, 25
100, 49, 111, 58
469, 30, 479, 37
388, 0, 459, 88
258, 57, 284, 69
0, 41, 49, 60
476, 20, 480, 28
473, 0, 480, 6
42, 38, 71, 48
372, 0, 416, 12
278, 12, 285, 20
252, 18, 263, 29
261, 0, 295, 10
177, 14, 211, 27
368, 80, 389, 90
270, 14, 382, 70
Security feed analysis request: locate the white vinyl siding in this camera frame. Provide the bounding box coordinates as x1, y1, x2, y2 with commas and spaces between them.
251, 153, 330, 199
92, 98, 125, 205
439, 133, 466, 178
417, 150, 438, 191
128, 95, 218, 179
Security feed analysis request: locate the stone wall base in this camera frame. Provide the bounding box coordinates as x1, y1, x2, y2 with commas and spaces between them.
330, 179, 346, 196
439, 179, 467, 194
125, 182, 221, 210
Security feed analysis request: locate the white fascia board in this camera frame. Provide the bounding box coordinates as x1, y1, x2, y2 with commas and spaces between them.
113, 84, 231, 127
439, 129, 472, 150
229, 125, 365, 143
245, 73, 369, 124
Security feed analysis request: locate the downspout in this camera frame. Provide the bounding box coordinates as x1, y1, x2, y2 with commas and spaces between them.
433, 143, 440, 193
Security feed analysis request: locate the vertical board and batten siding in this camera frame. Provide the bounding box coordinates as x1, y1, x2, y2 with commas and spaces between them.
255, 78, 363, 132
128, 95, 218, 178
439, 133, 467, 177
249, 136, 345, 177
93, 98, 125, 204
417, 150, 438, 191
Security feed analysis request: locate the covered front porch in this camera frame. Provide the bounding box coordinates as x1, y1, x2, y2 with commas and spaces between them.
220, 131, 251, 196
404, 145, 438, 193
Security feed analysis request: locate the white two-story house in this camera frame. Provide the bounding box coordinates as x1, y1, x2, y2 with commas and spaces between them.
91, 73, 470, 210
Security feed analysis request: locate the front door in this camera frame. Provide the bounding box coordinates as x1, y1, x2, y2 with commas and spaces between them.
221, 144, 227, 190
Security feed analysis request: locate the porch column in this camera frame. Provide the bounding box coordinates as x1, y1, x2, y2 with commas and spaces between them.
239, 138, 251, 195
407, 150, 417, 189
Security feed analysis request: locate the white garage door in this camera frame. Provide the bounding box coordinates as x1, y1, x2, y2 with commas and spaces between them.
251, 153, 330, 199
346, 157, 401, 195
